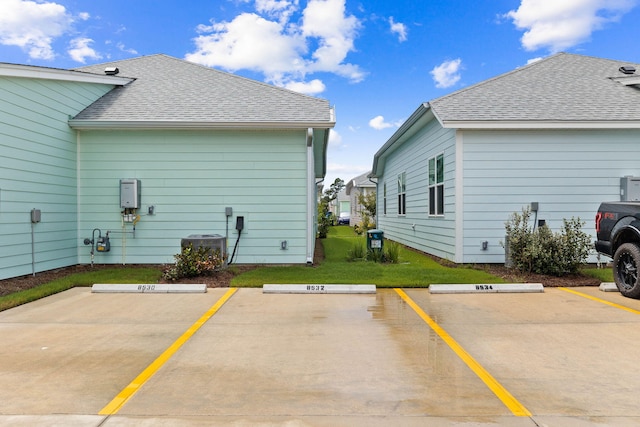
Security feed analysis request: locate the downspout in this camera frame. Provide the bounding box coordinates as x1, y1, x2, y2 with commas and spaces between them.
306, 128, 315, 265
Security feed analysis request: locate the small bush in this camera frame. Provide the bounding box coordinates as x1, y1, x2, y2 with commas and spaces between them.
347, 239, 400, 264
504, 208, 592, 276
163, 244, 224, 281
384, 241, 400, 264
347, 241, 367, 261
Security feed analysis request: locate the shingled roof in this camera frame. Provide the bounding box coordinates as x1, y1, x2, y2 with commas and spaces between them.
372, 53, 640, 176
70, 54, 335, 129
430, 52, 640, 127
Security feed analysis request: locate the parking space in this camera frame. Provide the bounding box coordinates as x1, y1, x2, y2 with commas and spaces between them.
1, 286, 640, 426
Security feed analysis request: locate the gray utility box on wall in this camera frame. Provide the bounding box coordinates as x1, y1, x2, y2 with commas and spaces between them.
120, 179, 141, 209
621, 176, 640, 201
181, 234, 226, 259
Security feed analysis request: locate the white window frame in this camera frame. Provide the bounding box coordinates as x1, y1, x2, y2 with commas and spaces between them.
397, 172, 406, 216
429, 153, 444, 216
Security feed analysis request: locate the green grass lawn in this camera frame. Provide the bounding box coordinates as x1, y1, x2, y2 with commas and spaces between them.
232, 226, 505, 287
0, 227, 613, 312
0, 267, 162, 312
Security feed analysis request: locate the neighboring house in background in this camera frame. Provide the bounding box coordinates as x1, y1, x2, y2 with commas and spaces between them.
335, 189, 350, 218
0, 54, 335, 280
346, 171, 376, 227
371, 53, 640, 264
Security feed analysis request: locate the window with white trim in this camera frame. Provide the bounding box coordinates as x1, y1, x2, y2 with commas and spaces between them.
383, 182, 387, 215
397, 172, 406, 215
429, 154, 444, 216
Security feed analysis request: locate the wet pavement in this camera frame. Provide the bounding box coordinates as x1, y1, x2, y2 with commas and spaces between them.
1, 286, 640, 426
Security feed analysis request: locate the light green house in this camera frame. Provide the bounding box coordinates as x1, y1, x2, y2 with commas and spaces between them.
0, 55, 335, 280
371, 53, 640, 264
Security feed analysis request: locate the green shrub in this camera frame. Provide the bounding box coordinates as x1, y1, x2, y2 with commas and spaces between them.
347, 241, 367, 261
163, 244, 224, 281
384, 241, 400, 264
504, 208, 592, 276
347, 239, 399, 264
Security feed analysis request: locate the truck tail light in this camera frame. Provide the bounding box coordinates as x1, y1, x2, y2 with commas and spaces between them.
595, 212, 602, 234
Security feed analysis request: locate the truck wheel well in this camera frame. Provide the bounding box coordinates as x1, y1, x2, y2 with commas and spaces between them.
613, 228, 640, 253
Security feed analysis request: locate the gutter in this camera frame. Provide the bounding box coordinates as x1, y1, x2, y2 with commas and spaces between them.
306, 128, 315, 265
0, 63, 132, 85
68, 120, 336, 130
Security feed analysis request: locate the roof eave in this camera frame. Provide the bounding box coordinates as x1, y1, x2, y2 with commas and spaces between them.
68, 120, 336, 130
0, 63, 132, 85
441, 120, 640, 129
371, 103, 433, 177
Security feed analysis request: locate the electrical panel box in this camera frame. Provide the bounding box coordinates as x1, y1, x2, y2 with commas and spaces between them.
120, 179, 141, 209
621, 176, 640, 201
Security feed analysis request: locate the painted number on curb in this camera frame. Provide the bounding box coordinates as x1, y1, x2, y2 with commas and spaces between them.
306, 285, 326, 292
475, 285, 494, 291
138, 284, 156, 292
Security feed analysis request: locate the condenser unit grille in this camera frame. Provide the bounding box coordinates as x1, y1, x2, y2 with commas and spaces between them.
181, 234, 226, 259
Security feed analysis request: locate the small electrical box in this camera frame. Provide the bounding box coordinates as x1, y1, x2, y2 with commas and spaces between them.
621, 176, 640, 201
31, 208, 41, 223
120, 179, 141, 209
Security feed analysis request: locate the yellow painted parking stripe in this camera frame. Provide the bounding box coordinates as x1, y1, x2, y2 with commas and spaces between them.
99, 287, 238, 415
559, 287, 640, 315
394, 288, 532, 417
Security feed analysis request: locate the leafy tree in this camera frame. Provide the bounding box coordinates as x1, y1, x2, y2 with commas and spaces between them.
318, 178, 345, 238
354, 191, 376, 235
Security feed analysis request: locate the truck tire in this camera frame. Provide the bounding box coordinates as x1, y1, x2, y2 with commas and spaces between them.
613, 243, 640, 299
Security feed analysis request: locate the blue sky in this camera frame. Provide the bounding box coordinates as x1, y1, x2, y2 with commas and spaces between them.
2, 0, 640, 188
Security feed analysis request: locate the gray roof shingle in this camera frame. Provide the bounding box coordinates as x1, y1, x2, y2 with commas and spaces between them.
430, 53, 640, 124
71, 54, 334, 126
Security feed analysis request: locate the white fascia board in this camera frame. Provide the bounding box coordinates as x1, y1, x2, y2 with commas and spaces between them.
441, 121, 640, 129
68, 120, 336, 130
0, 63, 131, 85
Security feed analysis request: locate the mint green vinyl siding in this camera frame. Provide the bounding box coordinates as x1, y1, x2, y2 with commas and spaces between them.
0, 76, 113, 280
461, 129, 640, 263
376, 119, 456, 261
78, 129, 309, 265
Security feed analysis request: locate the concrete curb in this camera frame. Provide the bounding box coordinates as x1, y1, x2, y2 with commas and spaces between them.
263, 284, 376, 294
429, 283, 544, 294
599, 282, 619, 292
91, 284, 207, 293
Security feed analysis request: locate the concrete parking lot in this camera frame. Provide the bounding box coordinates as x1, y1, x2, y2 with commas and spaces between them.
1, 285, 640, 426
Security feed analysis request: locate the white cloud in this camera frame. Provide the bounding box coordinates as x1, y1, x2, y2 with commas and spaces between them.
389, 17, 408, 42
186, 13, 307, 78
505, 0, 637, 53
0, 0, 73, 60
185, 0, 364, 94
255, 0, 299, 23
78, 12, 90, 21
116, 42, 138, 55
68, 37, 101, 63
284, 78, 326, 95
328, 129, 343, 147
369, 115, 402, 130
301, 0, 364, 81
430, 58, 462, 89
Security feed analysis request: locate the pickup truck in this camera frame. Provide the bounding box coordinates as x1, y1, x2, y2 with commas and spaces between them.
595, 202, 640, 298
